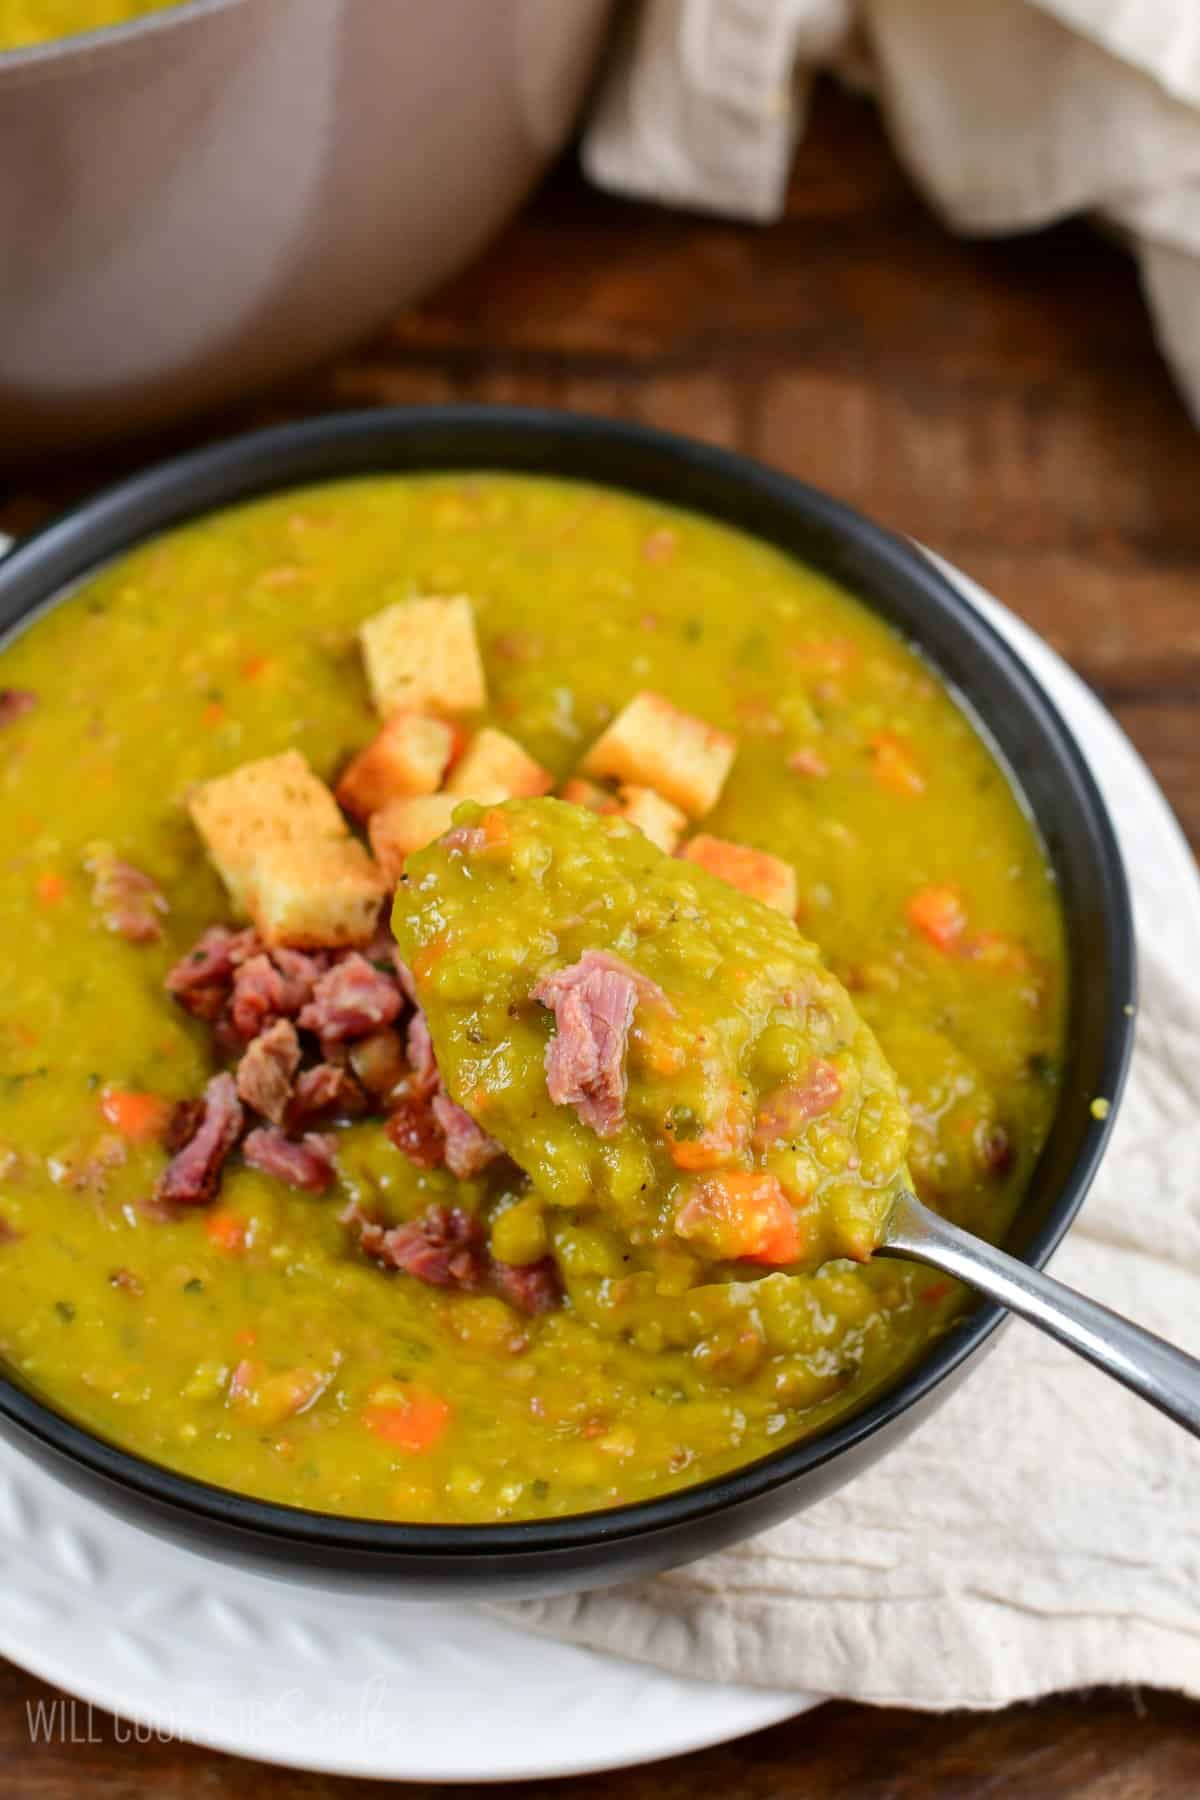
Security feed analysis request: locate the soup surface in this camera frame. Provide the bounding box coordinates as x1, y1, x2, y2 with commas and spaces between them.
0, 473, 1066, 1522
0, 0, 179, 49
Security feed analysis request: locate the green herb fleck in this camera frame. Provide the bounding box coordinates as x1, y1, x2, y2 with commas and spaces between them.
183, 1277, 205, 1295
0, 1068, 48, 1096
54, 1300, 76, 1324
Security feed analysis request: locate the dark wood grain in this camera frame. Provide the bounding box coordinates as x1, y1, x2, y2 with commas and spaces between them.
1, 79, 1197, 1796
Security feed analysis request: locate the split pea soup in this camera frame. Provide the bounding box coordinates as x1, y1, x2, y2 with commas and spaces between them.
0, 472, 1066, 1523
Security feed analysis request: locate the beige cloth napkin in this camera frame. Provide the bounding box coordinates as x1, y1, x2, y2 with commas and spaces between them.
582, 0, 1200, 424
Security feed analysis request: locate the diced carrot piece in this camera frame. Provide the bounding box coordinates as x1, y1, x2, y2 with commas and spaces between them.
787, 747, 828, 779
240, 654, 273, 681
205, 1210, 248, 1254
363, 1386, 453, 1452
674, 1172, 801, 1266
642, 526, 678, 563
99, 1087, 172, 1143
234, 1326, 258, 1348
788, 637, 859, 677
668, 1107, 749, 1171
231, 1362, 331, 1424
202, 701, 227, 728
228, 1358, 261, 1402
963, 929, 1031, 974
870, 732, 924, 796
480, 807, 511, 848
907, 883, 967, 952
36, 871, 67, 906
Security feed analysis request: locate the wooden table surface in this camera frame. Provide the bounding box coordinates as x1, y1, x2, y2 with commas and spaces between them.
1, 82, 1197, 1798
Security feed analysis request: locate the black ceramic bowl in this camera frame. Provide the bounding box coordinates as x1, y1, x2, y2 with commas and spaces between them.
0, 408, 1135, 1598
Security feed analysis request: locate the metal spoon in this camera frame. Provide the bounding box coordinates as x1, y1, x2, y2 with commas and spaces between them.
880, 1189, 1200, 1438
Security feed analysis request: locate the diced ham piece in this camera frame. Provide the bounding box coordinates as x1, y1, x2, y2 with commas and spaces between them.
230, 949, 325, 1042
165, 925, 261, 1018
348, 1027, 407, 1103
154, 1073, 243, 1208
164, 1096, 206, 1155
431, 1091, 503, 1180
236, 1018, 301, 1126
242, 1127, 337, 1194
533, 950, 657, 1138
347, 1200, 488, 1291
393, 958, 418, 1006
298, 953, 403, 1048
385, 1089, 445, 1170
493, 1257, 562, 1316
405, 1008, 438, 1096
0, 689, 36, 728
752, 1061, 842, 1151
85, 848, 169, 945
287, 1062, 366, 1127
441, 823, 488, 856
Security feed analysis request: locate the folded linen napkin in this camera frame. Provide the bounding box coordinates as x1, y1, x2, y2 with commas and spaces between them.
581, 0, 1200, 424
505, 632, 1200, 1706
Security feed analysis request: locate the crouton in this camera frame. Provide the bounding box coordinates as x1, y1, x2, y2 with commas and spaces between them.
445, 728, 552, 804
560, 776, 611, 812
368, 794, 461, 883
618, 785, 687, 854
681, 834, 797, 917
188, 750, 347, 911
336, 712, 456, 820
245, 839, 386, 948
359, 595, 486, 717
581, 691, 735, 818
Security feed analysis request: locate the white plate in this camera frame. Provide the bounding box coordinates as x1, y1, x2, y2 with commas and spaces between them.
0, 558, 1195, 1782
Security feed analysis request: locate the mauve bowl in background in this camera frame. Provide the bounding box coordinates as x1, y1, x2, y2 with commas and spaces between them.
0, 0, 613, 458
0, 408, 1135, 1598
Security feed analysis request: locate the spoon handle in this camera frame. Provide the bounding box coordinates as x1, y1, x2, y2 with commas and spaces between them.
881, 1190, 1200, 1438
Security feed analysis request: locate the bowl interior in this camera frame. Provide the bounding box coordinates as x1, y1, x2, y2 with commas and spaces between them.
0, 407, 1135, 1553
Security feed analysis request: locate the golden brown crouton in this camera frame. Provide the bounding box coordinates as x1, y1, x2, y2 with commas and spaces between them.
445, 728, 553, 804
335, 712, 457, 821
368, 794, 461, 884
581, 691, 735, 818
188, 750, 347, 911
618, 785, 687, 854
359, 595, 486, 717
246, 839, 386, 948
681, 834, 798, 916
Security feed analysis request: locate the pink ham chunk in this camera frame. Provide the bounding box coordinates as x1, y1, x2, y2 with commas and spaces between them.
532, 950, 662, 1138
242, 1127, 337, 1194
154, 1073, 244, 1208
430, 1090, 504, 1180
235, 1018, 301, 1126
345, 1200, 489, 1291
298, 953, 403, 1049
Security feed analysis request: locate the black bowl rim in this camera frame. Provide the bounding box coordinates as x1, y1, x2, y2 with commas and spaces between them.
0, 405, 1136, 1557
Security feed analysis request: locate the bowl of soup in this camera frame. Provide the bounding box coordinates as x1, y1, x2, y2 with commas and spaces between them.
0, 408, 1134, 1595
0, 0, 613, 457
